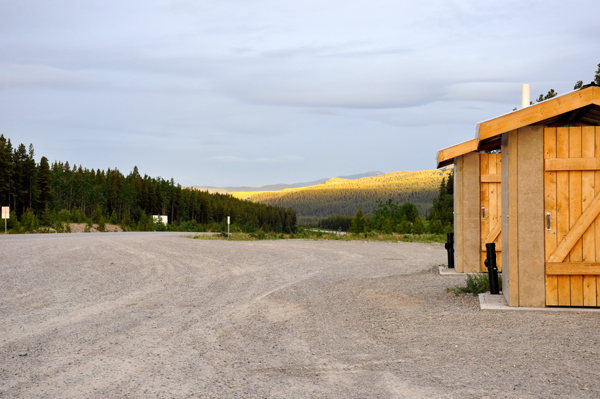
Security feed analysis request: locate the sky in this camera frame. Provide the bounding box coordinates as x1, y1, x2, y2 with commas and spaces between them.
1, 1, 599, 187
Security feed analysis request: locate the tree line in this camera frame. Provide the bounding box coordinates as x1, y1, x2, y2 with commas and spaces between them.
0, 135, 297, 233
250, 170, 450, 219
318, 170, 454, 235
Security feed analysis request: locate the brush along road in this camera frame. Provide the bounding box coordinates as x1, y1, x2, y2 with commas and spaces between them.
1, 233, 599, 398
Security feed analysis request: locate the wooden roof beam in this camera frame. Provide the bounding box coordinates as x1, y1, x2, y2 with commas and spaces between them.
436, 138, 478, 169
476, 86, 600, 146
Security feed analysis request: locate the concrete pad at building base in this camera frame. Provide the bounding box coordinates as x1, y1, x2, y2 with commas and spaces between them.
439, 266, 459, 275
479, 293, 600, 312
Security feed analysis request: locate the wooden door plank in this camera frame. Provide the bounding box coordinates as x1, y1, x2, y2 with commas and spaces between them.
548, 187, 600, 262
569, 127, 584, 306
481, 174, 501, 183
480, 154, 490, 272
489, 154, 499, 271
544, 128, 559, 306
596, 127, 600, 306
545, 157, 600, 171
482, 221, 502, 248
494, 154, 502, 271
582, 126, 596, 306
547, 262, 600, 275
556, 127, 571, 306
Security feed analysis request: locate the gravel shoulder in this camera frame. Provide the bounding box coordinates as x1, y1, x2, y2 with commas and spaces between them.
1, 233, 599, 398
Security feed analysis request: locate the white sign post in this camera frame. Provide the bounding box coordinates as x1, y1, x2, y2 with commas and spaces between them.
227, 216, 230, 239
1, 207, 9, 234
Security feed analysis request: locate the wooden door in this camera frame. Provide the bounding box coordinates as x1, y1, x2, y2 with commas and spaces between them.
480, 153, 502, 272
545, 126, 600, 307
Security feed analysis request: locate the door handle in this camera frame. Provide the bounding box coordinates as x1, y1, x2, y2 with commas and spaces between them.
546, 212, 551, 230
482, 207, 486, 219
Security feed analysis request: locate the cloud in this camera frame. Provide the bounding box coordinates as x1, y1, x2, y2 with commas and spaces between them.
210, 155, 303, 164
1, 0, 600, 187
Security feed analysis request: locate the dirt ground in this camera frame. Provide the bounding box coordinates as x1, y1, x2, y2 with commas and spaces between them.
1, 233, 599, 398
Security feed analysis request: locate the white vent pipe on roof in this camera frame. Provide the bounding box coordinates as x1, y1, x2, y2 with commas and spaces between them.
522, 84, 530, 109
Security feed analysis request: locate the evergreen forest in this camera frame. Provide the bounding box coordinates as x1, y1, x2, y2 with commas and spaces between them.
237, 169, 452, 223
0, 135, 297, 233
318, 172, 454, 235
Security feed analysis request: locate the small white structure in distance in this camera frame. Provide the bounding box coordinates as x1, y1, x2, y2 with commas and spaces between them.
153, 215, 168, 225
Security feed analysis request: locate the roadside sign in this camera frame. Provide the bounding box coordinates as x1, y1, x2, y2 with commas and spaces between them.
2, 206, 8, 234
227, 216, 230, 224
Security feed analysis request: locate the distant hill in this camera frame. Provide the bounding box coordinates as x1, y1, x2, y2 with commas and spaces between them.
231, 169, 452, 222
192, 171, 384, 193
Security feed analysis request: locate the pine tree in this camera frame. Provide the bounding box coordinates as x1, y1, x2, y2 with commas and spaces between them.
349, 208, 366, 234
0, 135, 13, 207
37, 156, 54, 211
24, 144, 38, 210
595, 63, 600, 86
11, 143, 28, 216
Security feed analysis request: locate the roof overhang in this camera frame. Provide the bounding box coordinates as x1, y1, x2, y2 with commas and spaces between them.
436, 138, 478, 168
476, 85, 600, 147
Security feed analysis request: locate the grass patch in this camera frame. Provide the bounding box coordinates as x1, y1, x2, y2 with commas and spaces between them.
447, 272, 503, 296
190, 229, 446, 244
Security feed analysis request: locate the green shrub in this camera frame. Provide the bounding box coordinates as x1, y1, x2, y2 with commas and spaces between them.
109, 211, 119, 225
412, 218, 426, 234
397, 220, 412, 234
58, 209, 71, 222
54, 220, 65, 233
91, 205, 102, 223
447, 272, 503, 296
98, 217, 106, 232
20, 209, 40, 233
429, 220, 443, 234
71, 207, 85, 223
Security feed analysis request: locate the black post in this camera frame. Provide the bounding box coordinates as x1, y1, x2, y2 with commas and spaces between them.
484, 243, 500, 295
444, 232, 454, 269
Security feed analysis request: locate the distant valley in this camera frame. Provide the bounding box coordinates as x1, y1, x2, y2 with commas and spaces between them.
198, 169, 452, 223
193, 171, 384, 194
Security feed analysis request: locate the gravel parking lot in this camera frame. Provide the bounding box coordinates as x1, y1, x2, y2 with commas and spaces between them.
1, 232, 600, 398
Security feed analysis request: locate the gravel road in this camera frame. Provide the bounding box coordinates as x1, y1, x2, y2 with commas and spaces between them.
1, 232, 599, 398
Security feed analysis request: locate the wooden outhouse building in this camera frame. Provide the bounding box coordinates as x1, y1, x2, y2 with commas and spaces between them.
437, 139, 503, 274
437, 84, 600, 307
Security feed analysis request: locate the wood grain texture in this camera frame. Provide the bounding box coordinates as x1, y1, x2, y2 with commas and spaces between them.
569, 127, 584, 306
545, 157, 600, 171
479, 153, 503, 272
582, 126, 596, 306
596, 127, 600, 305
544, 128, 558, 306
481, 174, 501, 183
489, 154, 499, 270
556, 127, 570, 306
437, 139, 478, 168
480, 154, 489, 272
547, 263, 600, 275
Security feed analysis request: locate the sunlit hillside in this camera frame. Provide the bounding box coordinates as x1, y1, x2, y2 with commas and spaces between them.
231, 169, 452, 222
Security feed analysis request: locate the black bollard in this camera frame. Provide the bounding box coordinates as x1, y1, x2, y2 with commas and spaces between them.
484, 243, 500, 295
444, 233, 455, 269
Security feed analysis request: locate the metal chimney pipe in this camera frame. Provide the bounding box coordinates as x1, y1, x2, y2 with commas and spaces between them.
521, 84, 530, 109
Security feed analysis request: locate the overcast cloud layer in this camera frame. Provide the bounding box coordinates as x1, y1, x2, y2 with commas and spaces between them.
1, 0, 599, 186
